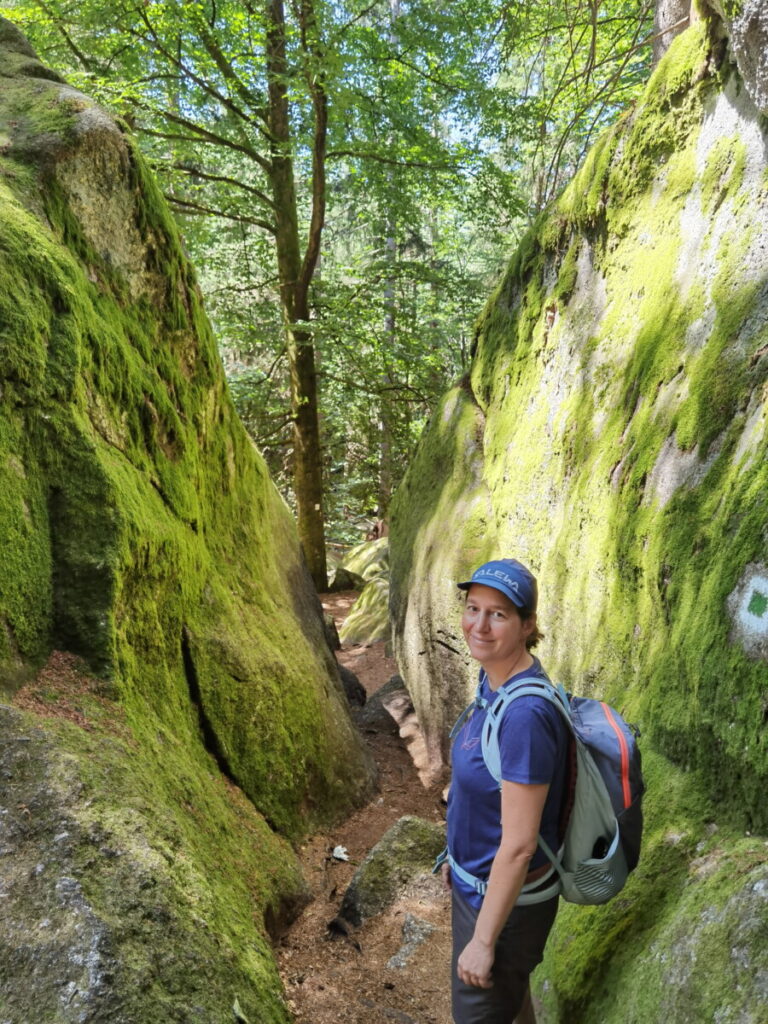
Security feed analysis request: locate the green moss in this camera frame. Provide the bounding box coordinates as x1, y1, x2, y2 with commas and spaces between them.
340, 816, 445, 925
10, 674, 301, 1022
554, 241, 579, 304
339, 575, 390, 645
1, 37, 374, 1015
0, 412, 52, 671
3, 149, 369, 825
341, 536, 389, 581
393, 21, 768, 1022
390, 382, 491, 604
675, 229, 756, 453
701, 135, 748, 210
556, 123, 622, 230
607, 21, 714, 210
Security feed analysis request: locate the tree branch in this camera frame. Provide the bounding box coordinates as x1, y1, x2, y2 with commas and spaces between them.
151, 107, 273, 173
32, 0, 103, 73
130, 8, 274, 146
538, 2, 654, 206
165, 194, 277, 234
170, 164, 276, 210
193, 14, 272, 131
327, 149, 455, 171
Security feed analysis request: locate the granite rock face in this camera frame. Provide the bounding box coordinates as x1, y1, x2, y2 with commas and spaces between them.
709, 0, 768, 114
0, 18, 373, 1021
390, 17, 768, 1024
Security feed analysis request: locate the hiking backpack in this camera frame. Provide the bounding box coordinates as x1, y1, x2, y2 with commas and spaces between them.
449, 674, 644, 906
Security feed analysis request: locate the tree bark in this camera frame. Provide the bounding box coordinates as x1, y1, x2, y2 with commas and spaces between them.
265, 0, 327, 590
653, 0, 691, 64
377, 0, 401, 521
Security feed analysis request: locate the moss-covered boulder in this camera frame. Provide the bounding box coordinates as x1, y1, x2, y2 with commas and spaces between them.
0, 18, 374, 1021
338, 539, 391, 645
390, 14, 768, 1023
339, 815, 445, 926
341, 536, 390, 581
338, 575, 391, 646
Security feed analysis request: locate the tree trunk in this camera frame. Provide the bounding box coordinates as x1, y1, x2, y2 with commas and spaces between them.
653, 0, 691, 64
265, 0, 327, 590
376, 0, 401, 521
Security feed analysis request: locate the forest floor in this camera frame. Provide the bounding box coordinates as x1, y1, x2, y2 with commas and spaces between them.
276, 591, 454, 1024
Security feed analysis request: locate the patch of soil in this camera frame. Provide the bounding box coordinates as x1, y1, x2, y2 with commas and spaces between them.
277, 594, 453, 1024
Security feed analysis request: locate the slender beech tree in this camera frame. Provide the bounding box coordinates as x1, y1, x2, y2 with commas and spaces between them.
264, 0, 327, 587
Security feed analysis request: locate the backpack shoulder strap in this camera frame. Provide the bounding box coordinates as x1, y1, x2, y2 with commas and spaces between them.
449, 679, 488, 740
480, 676, 571, 783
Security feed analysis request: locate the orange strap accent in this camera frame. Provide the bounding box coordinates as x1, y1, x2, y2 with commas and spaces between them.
601, 702, 632, 809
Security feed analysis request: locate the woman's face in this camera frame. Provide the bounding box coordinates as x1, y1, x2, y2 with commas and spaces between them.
461, 583, 534, 671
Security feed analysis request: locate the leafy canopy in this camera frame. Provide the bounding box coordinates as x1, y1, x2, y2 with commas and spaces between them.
3, 0, 655, 541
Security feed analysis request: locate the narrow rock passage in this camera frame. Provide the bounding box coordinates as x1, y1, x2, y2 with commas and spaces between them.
276, 593, 452, 1024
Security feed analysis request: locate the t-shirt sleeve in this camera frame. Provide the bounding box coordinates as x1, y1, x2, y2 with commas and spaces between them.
497, 697, 563, 786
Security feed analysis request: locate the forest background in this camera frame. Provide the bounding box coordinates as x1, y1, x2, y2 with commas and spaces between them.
4, 0, 657, 587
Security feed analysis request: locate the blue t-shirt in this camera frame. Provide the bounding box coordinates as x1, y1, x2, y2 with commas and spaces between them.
447, 659, 568, 909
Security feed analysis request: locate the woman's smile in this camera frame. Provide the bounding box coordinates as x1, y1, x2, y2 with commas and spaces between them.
461, 583, 535, 687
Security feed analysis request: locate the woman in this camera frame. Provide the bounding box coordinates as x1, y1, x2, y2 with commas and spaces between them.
442, 558, 568, 1024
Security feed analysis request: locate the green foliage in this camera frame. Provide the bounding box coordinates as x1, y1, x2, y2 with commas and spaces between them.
496, 0, 655, 214
2, 0, 656, 544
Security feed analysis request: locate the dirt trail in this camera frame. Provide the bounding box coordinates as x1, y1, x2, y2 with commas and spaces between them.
276, 593, 453, 1024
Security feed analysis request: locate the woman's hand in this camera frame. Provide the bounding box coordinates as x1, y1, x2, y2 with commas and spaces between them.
455, 780, 549, 990
441, 862, 452, 891
457, 936, 494, 988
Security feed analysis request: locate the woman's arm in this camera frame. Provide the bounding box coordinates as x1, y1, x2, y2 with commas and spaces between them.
457, 780, 549, 988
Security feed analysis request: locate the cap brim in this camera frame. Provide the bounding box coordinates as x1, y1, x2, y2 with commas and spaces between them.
456, 579, 527, 608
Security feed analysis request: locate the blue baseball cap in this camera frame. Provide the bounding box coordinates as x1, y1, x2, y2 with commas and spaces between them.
457, 558, 538, 612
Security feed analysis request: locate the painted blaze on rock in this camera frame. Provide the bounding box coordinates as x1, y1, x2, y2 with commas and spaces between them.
391, 16, 768, 1024
0, 18, 373, 1022
728, 565, 768, 657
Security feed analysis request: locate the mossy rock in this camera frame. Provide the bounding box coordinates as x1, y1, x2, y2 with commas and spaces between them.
357, 674, 412, 735
339, 815, 445, 926
338, 575, 391, 646
0, 19, 374, 1018
340, 536, 389, 581
0, 701, 304, 1023
327, 565, 366, 592
390, 20, 768, 1024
